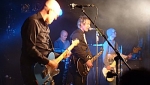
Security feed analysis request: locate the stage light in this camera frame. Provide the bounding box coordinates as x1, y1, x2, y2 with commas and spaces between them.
59, 9, 63, 16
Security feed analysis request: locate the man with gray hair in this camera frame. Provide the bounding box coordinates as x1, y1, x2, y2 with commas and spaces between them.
20, 0, 70, 85
69, 15, 93, 85
102, 28, 131, 85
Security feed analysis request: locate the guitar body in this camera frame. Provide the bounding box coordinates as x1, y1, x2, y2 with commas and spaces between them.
102, 61, 116, 82
77, 58, 89, 77
102, 54, 129, 82
102, 47, 140, 82
34, 52, 60, 85
77, 51, 103, 77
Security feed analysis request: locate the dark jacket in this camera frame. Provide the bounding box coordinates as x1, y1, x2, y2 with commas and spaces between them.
20, 12, 56, 65
70, 29, 92, 64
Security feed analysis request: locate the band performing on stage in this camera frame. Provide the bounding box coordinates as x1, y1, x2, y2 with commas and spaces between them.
1, 0, 150, 85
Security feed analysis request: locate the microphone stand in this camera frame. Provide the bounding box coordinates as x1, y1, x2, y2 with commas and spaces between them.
80, 7, 132, 85
95, 31, 99, 85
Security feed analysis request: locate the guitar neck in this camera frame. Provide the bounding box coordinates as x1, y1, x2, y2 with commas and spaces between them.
91, 51, 103, 63
55, 44, 75, 63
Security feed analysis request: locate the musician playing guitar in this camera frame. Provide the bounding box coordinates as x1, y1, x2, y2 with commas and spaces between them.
102, 28, 131, 85
69, 15, 93, 85
20, 0, 71, 85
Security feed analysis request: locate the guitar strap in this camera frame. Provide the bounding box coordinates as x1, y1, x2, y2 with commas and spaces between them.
72, 55, 77, 66
48, 28, 55, 52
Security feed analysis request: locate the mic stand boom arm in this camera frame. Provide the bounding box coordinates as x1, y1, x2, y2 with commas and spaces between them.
80, 7, 132, 85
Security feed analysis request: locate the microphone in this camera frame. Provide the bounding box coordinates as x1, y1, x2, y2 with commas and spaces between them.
89, 28, 104, 35
70, 3, 95, 9
89, 27, 96, 30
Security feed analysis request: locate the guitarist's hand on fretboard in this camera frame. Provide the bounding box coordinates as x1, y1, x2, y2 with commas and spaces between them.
127, 53, 132, 59
63, 50, 72, 59
47, 60, 58, 69
121, 53, 132, 61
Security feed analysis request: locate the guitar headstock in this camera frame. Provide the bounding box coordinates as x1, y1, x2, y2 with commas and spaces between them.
72, 39, 80, 46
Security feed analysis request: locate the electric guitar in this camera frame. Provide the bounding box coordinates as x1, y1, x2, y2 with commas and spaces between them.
34, 39, 79, 85
102, 47, 141, 82
102, 54, 130, 82
77, 50, 103, 77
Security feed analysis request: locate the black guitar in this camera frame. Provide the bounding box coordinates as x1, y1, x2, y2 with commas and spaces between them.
34, 39, 79, 85
77, 50, 103, 77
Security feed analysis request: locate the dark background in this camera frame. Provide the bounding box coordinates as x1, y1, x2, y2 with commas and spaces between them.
0, 0, 150, 85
